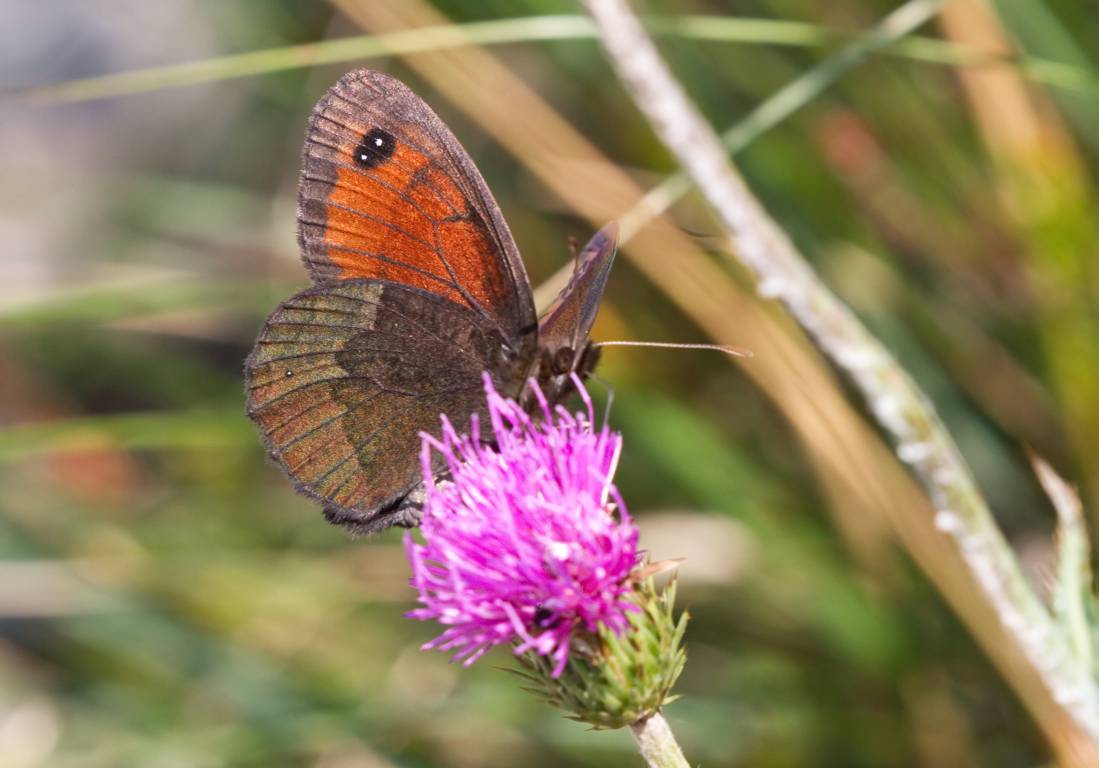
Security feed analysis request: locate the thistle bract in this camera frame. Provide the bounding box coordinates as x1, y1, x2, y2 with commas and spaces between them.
405, 374, 641, 677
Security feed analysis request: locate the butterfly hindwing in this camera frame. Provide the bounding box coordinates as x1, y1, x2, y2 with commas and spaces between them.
298, 69, 536, 344
245, 279, 526, 530
538, 223, 618, 355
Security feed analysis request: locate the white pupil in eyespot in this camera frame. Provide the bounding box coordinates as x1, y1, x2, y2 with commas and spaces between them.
374, 137, 384, 147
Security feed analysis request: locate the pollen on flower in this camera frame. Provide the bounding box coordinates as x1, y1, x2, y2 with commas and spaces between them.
404, 373, 641, 677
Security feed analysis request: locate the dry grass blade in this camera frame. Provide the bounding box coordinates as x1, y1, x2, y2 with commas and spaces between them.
13, 14, 1098, 106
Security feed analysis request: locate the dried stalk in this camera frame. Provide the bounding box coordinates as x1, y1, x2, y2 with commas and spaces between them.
581, 0, 1099, 746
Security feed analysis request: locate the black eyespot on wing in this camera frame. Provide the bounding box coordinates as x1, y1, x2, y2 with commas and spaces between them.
354, 127, 397, 168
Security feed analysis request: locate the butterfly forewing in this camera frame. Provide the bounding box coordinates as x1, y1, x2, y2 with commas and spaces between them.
298, 70, 536, 343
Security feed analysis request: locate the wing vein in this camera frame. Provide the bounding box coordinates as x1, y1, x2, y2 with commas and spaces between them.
278, 390, 384, 453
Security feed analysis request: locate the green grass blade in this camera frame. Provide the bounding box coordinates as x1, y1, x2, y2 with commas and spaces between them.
12, 15, 1098, 106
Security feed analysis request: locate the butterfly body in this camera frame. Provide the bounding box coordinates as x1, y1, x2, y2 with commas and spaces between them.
246, 70, 615, 533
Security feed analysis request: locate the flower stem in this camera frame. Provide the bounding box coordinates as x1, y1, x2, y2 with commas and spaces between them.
629, 712, 690, 768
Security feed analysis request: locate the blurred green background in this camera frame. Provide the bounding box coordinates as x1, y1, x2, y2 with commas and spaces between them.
3, 0, 1099, 765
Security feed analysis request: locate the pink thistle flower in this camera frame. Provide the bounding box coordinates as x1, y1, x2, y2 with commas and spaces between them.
405, 373, 641, 677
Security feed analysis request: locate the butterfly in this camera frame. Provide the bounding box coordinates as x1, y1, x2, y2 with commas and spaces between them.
245, 70, 616, 534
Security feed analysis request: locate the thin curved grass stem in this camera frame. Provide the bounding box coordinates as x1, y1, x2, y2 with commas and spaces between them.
13, 15, 1098, 105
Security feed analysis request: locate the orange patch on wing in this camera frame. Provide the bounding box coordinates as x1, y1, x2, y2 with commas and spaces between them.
365, 142, 460, 219
436, 217, 508, 310
323, 151, 463, 306
318, 138, 513, 316
406, 165, 467, 216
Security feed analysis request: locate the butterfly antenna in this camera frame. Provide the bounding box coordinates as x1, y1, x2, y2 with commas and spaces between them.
594, 340, 753, 358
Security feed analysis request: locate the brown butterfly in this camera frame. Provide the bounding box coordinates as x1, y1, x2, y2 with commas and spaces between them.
245, 70, 616, 534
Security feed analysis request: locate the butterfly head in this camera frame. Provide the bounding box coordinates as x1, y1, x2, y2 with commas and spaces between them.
525, 339, 600, 409
529, 223, 617, 407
